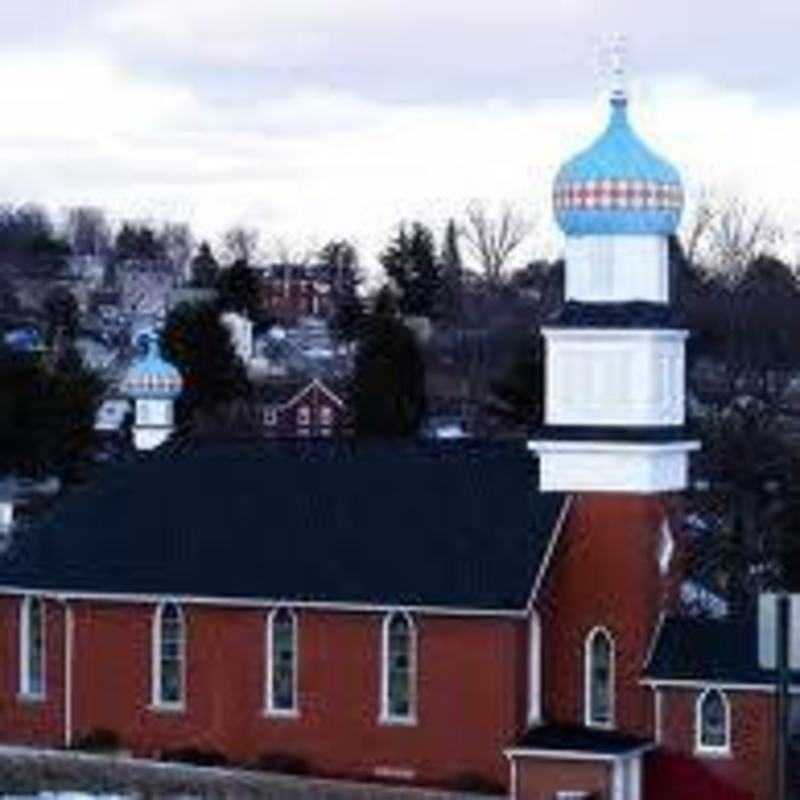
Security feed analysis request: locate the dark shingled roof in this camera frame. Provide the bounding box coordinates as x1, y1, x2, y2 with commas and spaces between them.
547, 301, 684, 329
514, 724, 651, 755
644, 615, 800, 685
0, 438, 565, 611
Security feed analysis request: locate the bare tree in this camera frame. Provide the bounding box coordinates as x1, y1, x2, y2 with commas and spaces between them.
271, 236, 319, 266
682, 190, 783, 280
159, 222, 194, 282
681, 189, 717, 267
64, 206, 111, 258
221, 226, 260, 265
462, 201, 533, 288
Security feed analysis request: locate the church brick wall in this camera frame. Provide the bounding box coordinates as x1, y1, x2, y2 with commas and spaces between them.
538, 494, 674, 737
0, 597, 526, 791
0, 597, 66, 749
657, 686, 776, 800
514, 756, 610, 799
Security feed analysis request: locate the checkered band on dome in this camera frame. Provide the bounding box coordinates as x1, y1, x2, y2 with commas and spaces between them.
125, 372, 182, 396
553, 179, 683, 212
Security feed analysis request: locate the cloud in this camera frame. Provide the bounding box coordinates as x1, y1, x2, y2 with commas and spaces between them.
0, 43, 798, 275
90, 0, 800, 105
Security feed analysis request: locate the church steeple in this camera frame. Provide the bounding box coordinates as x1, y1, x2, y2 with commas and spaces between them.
122, 330, 183, 451
529, 65, 699, 493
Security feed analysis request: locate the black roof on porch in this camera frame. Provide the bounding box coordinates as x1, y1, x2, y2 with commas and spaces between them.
512, 723, 652, 756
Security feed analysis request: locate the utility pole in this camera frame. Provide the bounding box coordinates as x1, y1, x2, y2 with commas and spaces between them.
777, 590, 790, 800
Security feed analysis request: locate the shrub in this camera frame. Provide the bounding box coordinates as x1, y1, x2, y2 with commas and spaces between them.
160, 747, 229, 768
71, 728, 121, 753
447, 772, 506, 795
252, 751, 309, 776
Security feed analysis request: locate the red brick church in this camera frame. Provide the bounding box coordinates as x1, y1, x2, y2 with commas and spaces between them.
0, 79, 783, 800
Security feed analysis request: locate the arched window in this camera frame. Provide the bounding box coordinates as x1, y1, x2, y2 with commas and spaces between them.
19, 595, 45, 698
266, 608, 297, 714
696, 688, 730, 754
153, 602, 184, 708
585, 627, 614, 728
381, 612, 416, 723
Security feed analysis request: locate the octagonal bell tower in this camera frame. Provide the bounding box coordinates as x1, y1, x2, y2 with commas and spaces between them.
529, 74, 698, 493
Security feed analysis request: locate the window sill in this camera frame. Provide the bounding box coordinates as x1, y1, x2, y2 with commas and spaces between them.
149, 702, 185, 715
379, 714, 418, 727
17, 692, 45, 704
263, 708, 300, 720
585, 719, 614, 731
695, 747, 732, 759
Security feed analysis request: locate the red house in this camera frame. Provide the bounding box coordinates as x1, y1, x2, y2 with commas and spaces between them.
260, 263, 354, 323
262, 378, 350, 438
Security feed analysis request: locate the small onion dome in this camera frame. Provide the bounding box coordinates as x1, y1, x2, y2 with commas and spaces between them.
553, 95, 683, 236
122, 331, 183, 400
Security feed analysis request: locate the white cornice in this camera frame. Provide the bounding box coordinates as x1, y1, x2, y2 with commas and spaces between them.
541, 327, 689, 340
0, 586, 527, 620
529, 441, 701, 454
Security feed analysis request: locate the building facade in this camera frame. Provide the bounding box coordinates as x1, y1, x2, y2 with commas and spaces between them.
259, 264, 354, 323
262, 378, 350, 438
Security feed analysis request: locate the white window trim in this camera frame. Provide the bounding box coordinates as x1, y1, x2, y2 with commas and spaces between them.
584, 626, 615, 729
654, 687, 663, 745
0, 586, 525, 620
296, 405, 310, 425
18, 595, 45, 700
151, 601, 186, 712
265, 607, 299, 718
528, 610, 542, 724
379, 610, 417, 726
695, 687, 732, 757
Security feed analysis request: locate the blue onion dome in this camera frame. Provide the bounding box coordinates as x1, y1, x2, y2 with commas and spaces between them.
553, 94, 683, 236
122, 330, 182, 400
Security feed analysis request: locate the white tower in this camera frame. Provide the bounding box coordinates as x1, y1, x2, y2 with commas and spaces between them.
529, 67, 698, 493
122, 331, 183, 451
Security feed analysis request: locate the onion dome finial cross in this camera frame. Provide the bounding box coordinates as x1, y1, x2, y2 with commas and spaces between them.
607, 32, 628, 103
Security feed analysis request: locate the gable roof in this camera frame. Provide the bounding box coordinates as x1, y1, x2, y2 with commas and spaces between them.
278, 378, 345, 410
261, 378, 347, 409
643, 614, 800, 685
0, 438, 565, 613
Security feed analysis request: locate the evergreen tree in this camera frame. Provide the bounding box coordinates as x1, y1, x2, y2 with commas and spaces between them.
113, 223, 163, 262
352, 303, 426, 437
320, 239, 363, 339
42, 287, 80, 368
42, 287, 79, 340
438, 218, 464, 322
161, 301, 250, 416
318, 239, 360, 293
486, 334, 544, 431
330, 293, 364, 342
190, 241, 219, 288
0, 204, 70, 275
379, 223, 442, 317
215, 258, 261, 318
0, 348, 103, 478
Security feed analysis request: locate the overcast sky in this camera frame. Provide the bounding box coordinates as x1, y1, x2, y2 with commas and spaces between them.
4, 0, 800, 272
